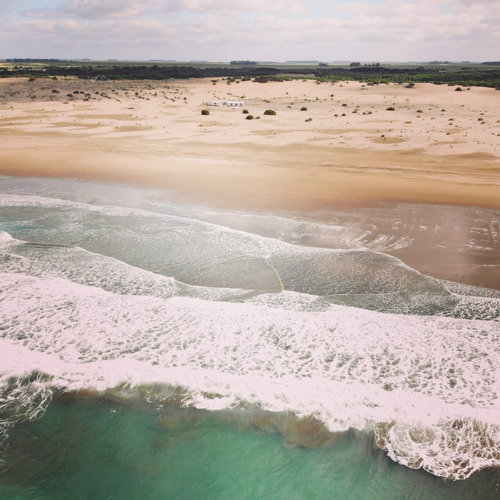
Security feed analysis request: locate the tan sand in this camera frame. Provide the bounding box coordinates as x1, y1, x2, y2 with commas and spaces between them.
1, 77, 499, 210
0, 76, 499, 287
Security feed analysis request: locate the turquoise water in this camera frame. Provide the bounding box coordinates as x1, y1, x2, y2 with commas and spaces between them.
1, 176, 500, 498
1, 398, 499, 500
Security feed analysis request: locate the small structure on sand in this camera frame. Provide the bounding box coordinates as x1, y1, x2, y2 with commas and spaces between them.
224, 101, 244, 107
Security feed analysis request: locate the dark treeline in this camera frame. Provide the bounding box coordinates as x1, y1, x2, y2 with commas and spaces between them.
1, 64, 279, 79
230, 61, 257, 65
1, 63, 499, 88
5, 58, 67, 63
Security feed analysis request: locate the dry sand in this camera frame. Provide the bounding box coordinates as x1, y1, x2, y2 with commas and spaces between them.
1, 76, 499, 209
0, 76, 499, 288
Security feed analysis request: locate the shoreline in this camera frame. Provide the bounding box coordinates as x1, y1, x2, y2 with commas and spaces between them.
0, 77, 499, 211
1, 139, 500, 212
1, 77, 499, 288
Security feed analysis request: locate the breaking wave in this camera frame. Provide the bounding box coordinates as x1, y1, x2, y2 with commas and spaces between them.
1, 187, 500, 481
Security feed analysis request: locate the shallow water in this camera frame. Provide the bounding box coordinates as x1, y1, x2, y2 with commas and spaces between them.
1, 398, 499, 500
0, 176, 499, 498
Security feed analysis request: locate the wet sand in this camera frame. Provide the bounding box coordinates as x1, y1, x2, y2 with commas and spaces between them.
0, 77, 499, 288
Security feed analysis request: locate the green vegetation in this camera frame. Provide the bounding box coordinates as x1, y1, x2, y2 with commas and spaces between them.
201, 109, 209, 115
242, 109, 249, 114
246, 115, 254, 120
300, 106, 308, 111
230, 60, 257, 65
386, 106, 396, 111
263, 109, 276, 115
0, 60, 498, 89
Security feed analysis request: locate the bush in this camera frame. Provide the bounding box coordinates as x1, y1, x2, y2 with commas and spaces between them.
246, 115, 254, 120
242, 109, 249, 114
386, 106, 395, 111
263, 109, 276, 115
300, 106, 307, 111
201, 109, 210, 115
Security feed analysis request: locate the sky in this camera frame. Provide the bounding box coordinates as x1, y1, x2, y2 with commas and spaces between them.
1, 0, 498, 62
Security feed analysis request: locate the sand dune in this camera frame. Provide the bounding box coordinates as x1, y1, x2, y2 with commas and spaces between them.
0, 76, 499, 210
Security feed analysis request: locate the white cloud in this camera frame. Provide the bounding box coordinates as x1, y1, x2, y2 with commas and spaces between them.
169, 0, 308, 14
53, 0, 311, 19
61, 0, 145, 19
0, 0, 23, 15
0, 0, 498, 61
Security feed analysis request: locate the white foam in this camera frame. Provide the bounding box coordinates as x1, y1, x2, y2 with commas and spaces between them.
440, 295, 500, 322
2, 189, 500, 479
0, 238, 180, 299
1, 273, 499, 479
0, 231, 14, 243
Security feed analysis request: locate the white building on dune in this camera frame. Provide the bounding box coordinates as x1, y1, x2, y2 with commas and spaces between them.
224, 101, 244, 107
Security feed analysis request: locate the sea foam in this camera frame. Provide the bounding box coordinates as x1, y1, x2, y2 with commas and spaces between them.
1, 190, 500, 480
1, 270, 499, 479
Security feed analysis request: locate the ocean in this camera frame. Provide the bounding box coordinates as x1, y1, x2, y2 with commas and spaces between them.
0, 176, 499, 499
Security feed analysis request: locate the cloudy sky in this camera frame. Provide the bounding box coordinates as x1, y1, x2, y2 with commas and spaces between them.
1, 0, 498, 62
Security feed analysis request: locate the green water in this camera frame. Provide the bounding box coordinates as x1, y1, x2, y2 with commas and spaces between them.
1, 399, 498, 500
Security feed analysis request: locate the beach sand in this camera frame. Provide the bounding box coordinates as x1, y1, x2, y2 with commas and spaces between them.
1, 76, 499, 287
